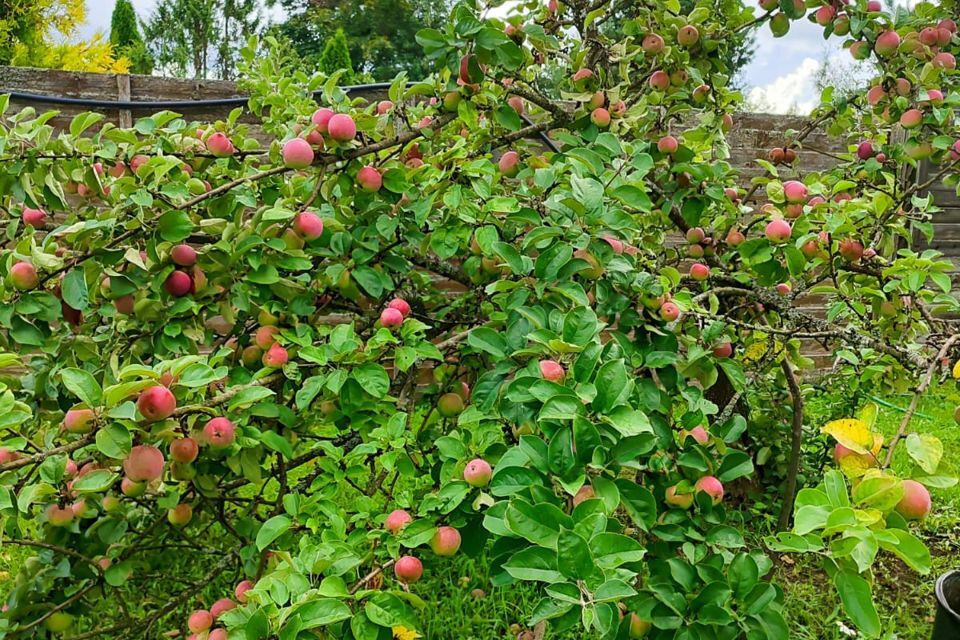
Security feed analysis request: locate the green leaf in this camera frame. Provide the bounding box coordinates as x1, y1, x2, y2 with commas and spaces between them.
877, 528, 931, 574
590, 533, 645, 568
592, 359, 630, 413
96, 423, 131, 459
61, 368, 102, 406
905, 433, 942, 474
61, 270, 89, 312
261, 431, 294, 459
467, 328, 508, 358
353, 363, 390, 399
557, 528, 593, 580
157, 210, 194, 242
256, 515, 292, 550
71, 470, 118, 493
834, 570, 881, 638
503, 547, 563, 582
615, 480, 657, 531
490, 467, 542, 496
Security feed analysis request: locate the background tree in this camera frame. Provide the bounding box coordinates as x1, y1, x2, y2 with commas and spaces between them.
144, 0, 264, 80
273, 0, 451, 80
318, 27, 355, 83
110, 0, 154, 75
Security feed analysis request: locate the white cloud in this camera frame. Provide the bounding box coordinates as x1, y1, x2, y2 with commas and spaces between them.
746, 57, 822, 114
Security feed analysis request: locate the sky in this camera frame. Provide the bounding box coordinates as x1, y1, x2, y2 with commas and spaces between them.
80, 0, 853, 115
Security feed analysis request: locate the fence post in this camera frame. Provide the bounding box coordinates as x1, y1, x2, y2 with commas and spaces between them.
117, 74, 132, 128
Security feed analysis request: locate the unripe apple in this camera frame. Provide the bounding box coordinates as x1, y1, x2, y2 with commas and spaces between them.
642, 33, 665, 53
686, 227, 706, 244
123, 445, 165, 482
377, 100, 394, 114
866, 85, 886, 106
765, 219, 792, 244
254, 325, 280, 349
783, 180, 808, 203
164, 270, 193, 297
437, 392, 465, 417
874, 30, 901, 56
282, 137, 314, 169
357, 166, 382, 192
312, 108, 335, 133
769, 12, 790, 37
849, 40, 870, 60
895, 78, 912, 96
657, 135, 678, 154
327, 114, 357, 142
44, 612, 74, 633
137, 386, 176, 422
293, 211, 324, 240
498, 150, 520, 177
10, 262, 39, 291
380, 307, 404, 328
689, 263, 710, 281
188, 610, 213, 633
677, 24, 699, 46
665, 484, 693, 509
47, 504, 75, 527
394, 555, 423, 584
22, 207, 47, 227
692, 84, 710, 103
688, 244, 704, 258
205, 132, 235, 158
904, 140, 933, 160
121, 477, 146, 497
508, 96, 525, 114
167, 503, 193, 527
649, 70, 670, 90
235, 580, 254, 603
590, 108, 610, 128
385, 509, 413, 534
695, 475, 724, 504
262, 343, 288, 368
713, 342, 733, 358
758, 0, 778, 10
899, 108, 923, 129
211, 598, 236, 619
895, 479, 931, 520
388, 298, 411, 317
839, 238, 864, 262
801, 240, 821, 259
670, 69, 688, 86
63, 408, 95, 433
776, 282, 792, 295
170, 437, 199, 463
660, 302, 680, 322
430, 526, 462, 556
171, 244, 197, 267
814, 5, 835, 25
571, 68, 593, 83
725, 228, 745, 246
102, 494, 122, 513
463, 458, 493, 487
628, 613, 652, 638
539, 359, 565, 382
241, 345, 263, 368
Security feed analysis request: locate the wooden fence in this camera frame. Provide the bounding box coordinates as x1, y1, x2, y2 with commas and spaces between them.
1, 66, 958, 370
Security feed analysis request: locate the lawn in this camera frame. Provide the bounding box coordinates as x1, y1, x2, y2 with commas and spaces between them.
1, 385, 957, 639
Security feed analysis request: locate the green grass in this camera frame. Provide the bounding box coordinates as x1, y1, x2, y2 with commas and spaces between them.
2, 387, 958, 639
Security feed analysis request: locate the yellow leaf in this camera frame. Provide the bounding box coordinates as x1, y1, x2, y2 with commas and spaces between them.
838, 451, 876, 478
822, 418, 873, 454
742, 339, 769, 363
953, 359, 960, 379
393, 626, 422, 640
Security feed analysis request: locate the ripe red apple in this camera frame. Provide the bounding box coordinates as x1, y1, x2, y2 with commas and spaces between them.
208, 629, 228, 640
327, 114, 357, 142
282, 138, 314, 169
188, 610, 213, 633
262, 343, 289, 368
47, 504, 75, 527
642, 33, 665, 53
689, 263, 710, 281
463, 458, 493, 487
782, 180, 808, 203
765, 219, 792, 244
312, 108, 335, 133
498, 150, 520, 177
293, 211, 324, 240
539, 359, 565, 382
814, 5, 835, 25
63, 408, 95, 433
376, 100, 394, 114
385, 509, 413, 534
167, 503, 193, 527
508, 96, 525, 114
164, 270, 193, 297
776, 282, 792, 295
591, 108, 611, 128
660, 302, 680, 322
22, 207, 47, 228
171, 244, 197, 267
235, 580, 254, 603
899, 108, 923, 129
677, 24, 699, 46
657, 135, 679, 154
685, 426, 709, 444
839, 238, 864, 262
713, 342, 733, 358
933, 52, 956, 69
388, 298, 411, 317
123, 445, 165, 482
725, 228, 745, 246
856, 141, 875, 160
649, 70, 670, 90
206, 132, 235, 158
380, 307, 404, 328
357, 166, 382, 192
875, 30, 901, 56
866, 85, 886, 106
695, 475, 724, 504
254, 325, 280, 350
138, 386, 176, 422
430, 526, 462, 556
10, 262, 39, 291
895, 479, 931, 520
210, 598, 235, 619
394, 556, 423, 584
665, 484, 693, 509
170, 437, 199, 463
571, 68, 594, 83
437, 392, 465, 417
